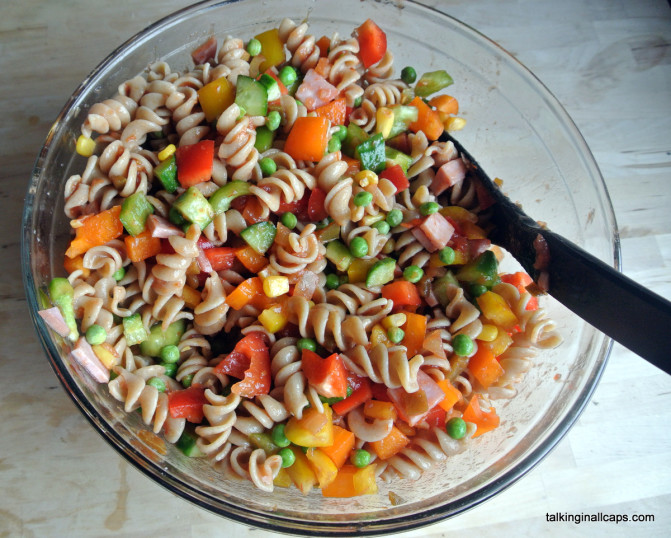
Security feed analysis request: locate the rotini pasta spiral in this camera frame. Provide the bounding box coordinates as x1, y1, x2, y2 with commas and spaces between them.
313, 152, 352, 226
216, 103, 262, 181
196, 389, 241, 461
250, 167, 316, 213
193, 273, 229, 335
341, 344, 423, 393
278, 18, 320, 73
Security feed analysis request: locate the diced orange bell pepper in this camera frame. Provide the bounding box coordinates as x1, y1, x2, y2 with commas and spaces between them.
284, 404, 334, 447
321, 464, 377, 497
225, 277, 264, 310
369, 425, 410, 461
478, 329, 513, 358
315, 35, 330, 57
381, 281, 422, 307
125, 229, 162, 263
235, 246, 268, 273
429, 94, 459, 115
462, 395, 500, 438
285, 446, 318, 495
476, 291, 518, 331
305, 447, 339, 489
63, 254, 90, 278
401, 312, 427, 358
181, 284, 201, 310
363, 400, 398, 421
436, 379, 462, 412
197, 77, 235, 122
408, 96, 443, 141
283, 116, 330, 162
65, 205, 123, 258
501, 272, 539, 310
313, 97, 347, 126
468, 346, 504, 389
320, 425, 355, 469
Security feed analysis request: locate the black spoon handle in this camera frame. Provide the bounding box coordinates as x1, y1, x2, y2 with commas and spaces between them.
444, 133, 671, 374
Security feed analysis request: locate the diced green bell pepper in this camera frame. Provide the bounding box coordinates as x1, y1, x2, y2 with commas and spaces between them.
249, 432, 279, 455
356, 133, 386, 173
254, 125, 275, 152
120, 192, 154, 236
414, 70, 454, 97
208, 180, 251, 214
176, 430, 205, 457
153, 155, 178, 193
172, 186, 214, 231
240, 221, 276, 254
432, 271, 460, 307
342, 123, 369, 158
388, 105, 419, 139
385, 146, 413, 174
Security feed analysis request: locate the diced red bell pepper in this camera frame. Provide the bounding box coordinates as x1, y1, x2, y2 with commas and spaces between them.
175, 139, 215, 187
301, 349, 348, 398
307, 187, 328, 222
202, 247, 239, 271
424, 403, 447, 428
355, 19, 387, 68
332, 377, 372, 415
501, 272, 539, 310
191, 36, 217, 65
379, 164, 409, 193
381, 281, 422, 307
168, 386, 209, 423
213, 332, 270, 397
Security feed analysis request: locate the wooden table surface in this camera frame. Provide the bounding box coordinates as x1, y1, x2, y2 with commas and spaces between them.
2, 0, 670, 536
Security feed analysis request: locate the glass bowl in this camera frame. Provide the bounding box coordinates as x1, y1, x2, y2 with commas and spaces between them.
22, 0, 617, 534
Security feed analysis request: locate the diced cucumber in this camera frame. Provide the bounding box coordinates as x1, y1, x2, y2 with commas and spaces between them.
456, 250, 500, 287
356, 133, 386, 173
153, 155, 179, 193
123, 313, 148, 346
176, 430, 205, 457
48, 277, 78, 341
254, 125, 275, 152
208, 180, 251, 214
240, 221, 276, 254
172, 186, 214, 231
120, 192, 154, 236
385, 146, 413, 174
414, 70, 454, 97
235, 75, 268, 117
139, 319, 187, 357
325, 240, 353, 272
365, 257, 396, 288
258, 73, 281, 102
388, 105, 419, 139
432, 271, 460, 307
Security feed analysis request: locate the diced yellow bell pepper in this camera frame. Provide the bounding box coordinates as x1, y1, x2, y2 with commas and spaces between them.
382, 313, 407, 329
321, 464, 378, 497
477, 324, 499, 342
258, 305, 288, 333
375, 107, 394, 138
92, 343, 120, 370
347, 258, 377, 284
181, 284, 201, 310
285, 404, 334, 447
439, 205, 477, 224
476, 291, 518, 331
262, 275, 290, 298
364, 400, 397, 421
461, 221, 488, 240
254, 28, 285, 72
273, 467, 292, 488
444, 116, 467, 131
76, 135, 96, 157
197, 76, 235, 122
353, 464, 378, 495
305, 448, 338, 489
370, 324, 389, 347
285, 446, 317, 495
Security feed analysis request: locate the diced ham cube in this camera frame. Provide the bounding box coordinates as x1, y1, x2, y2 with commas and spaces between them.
147, 215, 185, 238
71, 338, 110, 383
411, 212, 455, 252
431, 158, 467, 195
38, 307, 70, 338
295, 69, 339, 111
388, 371, 447, 426
469, 238, 492, 258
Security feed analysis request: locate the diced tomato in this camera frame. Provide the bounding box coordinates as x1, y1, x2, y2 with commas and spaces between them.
307, 187, 328, 222
168, 386, 209, 423
355, 19, 387, 68
213, 332, 270, 397
175, 140, 215, 187
301, 350, 348, 398
424, 404, 447, 428
191, 36, 217, 64
379, 164, 409, 193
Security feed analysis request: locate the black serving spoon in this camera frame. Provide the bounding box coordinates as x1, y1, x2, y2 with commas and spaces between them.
442, 133, 671, 375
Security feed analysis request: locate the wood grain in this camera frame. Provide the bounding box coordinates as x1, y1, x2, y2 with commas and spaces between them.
1, 0, 670, 536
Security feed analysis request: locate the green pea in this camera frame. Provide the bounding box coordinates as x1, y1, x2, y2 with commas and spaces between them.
372, 220, 390, 235
339, 274, 349, 286
403, 265, 424, 283
147, 377, 166, 393
279, 66, 297, 87
446, 417, 467, 440
325, 273, 340, 290
351, 449, 371, 468
271, 424, 290, 448
297, 338, 317, 352
266, 110, 281, 131
385, 209, 403, 228
327, 136, 341, 153
181, 373, 194, 387
401, 66, 417, 84
112, 267, 126, 281
353, 191, 373, 207
349, 237, 369, 258
419, 201, 440, 216
452, 333, 475, 357
279, 447, 295, 468
354, 95, 363, 107
438, 246, 456, 265
85, 324, 107, 346
280, 211, 297, 230
246, 38, 262, 56
259, 157, 277, 177
160, 344, 180, 364
334, 125, 348, 141
387, 327, 405, 344
162, 362, 178, 378
470, 283, 488, 298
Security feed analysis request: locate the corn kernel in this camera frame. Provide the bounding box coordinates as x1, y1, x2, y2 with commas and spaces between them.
158, 143, 177, 161
375, 107, 394, 138
382, 313, 407, 330
263, 275, 290, 297
444, 116, 467, 132
361, 213, 385, 226
354, 170, 378, 188
76, 135, 96, 157
371, 324, 389, 346
259, 307, 287, 333
477, 324, 499, 342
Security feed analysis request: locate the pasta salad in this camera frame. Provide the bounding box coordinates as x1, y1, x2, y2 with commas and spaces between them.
40, 17, 562, 497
